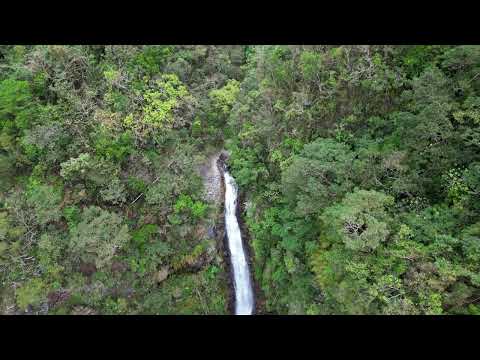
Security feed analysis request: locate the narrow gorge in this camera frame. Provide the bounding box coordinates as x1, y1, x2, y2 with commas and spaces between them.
222, 168, 254, 315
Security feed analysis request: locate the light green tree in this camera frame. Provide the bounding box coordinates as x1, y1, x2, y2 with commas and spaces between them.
319, 189, 394, 252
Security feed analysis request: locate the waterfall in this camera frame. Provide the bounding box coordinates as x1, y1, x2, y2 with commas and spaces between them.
223, 170, 254, 315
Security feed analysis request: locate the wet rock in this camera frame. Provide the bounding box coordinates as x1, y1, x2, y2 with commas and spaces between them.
39, 302, 50, 314
207, 226, 217, 239
47, 289, 70, 308
173, 287, 182, 299
79, 262, 96, 276
72, 306, 97, 315
123, 287, 135, 298
155, 267, 169, 284
111, 261, 128, 273
200, 151, 224, 204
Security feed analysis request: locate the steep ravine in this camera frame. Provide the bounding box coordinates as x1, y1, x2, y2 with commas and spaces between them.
218, 152, 264, 315
200, 150, 262, 315
222, 169, 254, 314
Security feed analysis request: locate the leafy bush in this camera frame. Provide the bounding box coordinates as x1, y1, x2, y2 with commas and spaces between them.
26, 180, 62, 226
16, 278, 47, 311
173, 194, 208, 222
68, 206, 130, 269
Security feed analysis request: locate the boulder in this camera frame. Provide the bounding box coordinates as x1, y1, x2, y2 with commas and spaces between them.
72, 306, 97, 315
155, 267, 169, 284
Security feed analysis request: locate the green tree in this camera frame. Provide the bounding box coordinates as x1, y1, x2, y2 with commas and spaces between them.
16, 278, 47, 311
282, 138, 355, 216
68, 206, 130, 269
208, 79, 240, 115
319, 189, 394, 252
26, 181, 62, 226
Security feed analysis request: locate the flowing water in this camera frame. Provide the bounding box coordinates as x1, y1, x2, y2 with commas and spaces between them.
223, 170, 254, 315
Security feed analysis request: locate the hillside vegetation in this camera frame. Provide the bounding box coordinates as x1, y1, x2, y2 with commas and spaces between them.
1, 45, 480, 315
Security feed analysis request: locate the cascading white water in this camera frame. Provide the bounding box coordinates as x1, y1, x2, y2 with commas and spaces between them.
223, 170, 254, 315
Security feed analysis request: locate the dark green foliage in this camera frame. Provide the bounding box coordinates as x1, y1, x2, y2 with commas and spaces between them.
319, 189, 394, 252
68, 206, 130, 269
174, 195, 208, 218
0, 78, 34, 133
93, 128, 134, 163
26, 179, 63, 226
282, 138, 355, 216
131, 224, 158, 248
226, 45, 480, 314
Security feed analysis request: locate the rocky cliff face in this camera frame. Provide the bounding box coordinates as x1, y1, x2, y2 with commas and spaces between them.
199, 150, 229, 205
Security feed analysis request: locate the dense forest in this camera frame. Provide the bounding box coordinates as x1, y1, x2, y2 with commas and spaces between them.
1, 45, 479, 315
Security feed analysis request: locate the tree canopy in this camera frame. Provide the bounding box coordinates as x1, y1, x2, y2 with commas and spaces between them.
2, 45, 480, 315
